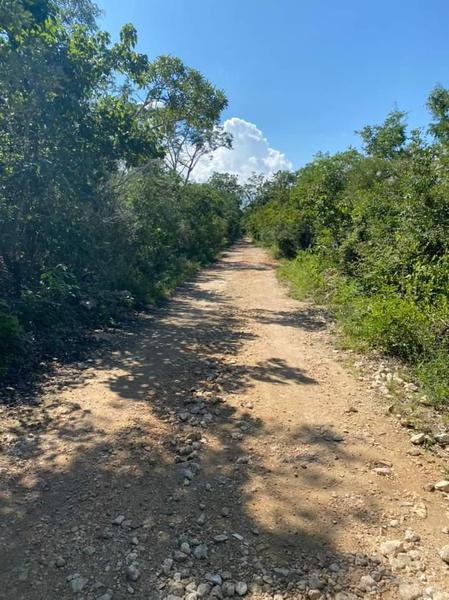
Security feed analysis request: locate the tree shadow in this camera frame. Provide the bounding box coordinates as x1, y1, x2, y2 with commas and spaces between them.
247, 308, 329, 332
0, 248, 396, 599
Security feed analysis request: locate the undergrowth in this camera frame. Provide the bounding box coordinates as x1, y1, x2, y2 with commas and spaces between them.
279, 251, 449, 409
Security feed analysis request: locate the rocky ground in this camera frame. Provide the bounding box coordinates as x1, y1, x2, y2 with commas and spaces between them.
1, 240, 449, 600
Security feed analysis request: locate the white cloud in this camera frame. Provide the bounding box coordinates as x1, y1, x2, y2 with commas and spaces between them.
193, 117, 292, 183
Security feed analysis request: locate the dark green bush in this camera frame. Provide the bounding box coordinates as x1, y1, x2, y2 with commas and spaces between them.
0, 2, 243, 382
0, 301, 25, 378
339, 295, 432, 362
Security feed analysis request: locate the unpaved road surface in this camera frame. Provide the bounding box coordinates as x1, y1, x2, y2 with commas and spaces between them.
1, 241, 449, 600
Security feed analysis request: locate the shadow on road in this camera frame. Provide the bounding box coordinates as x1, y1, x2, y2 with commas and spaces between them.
0, 241, 393, 599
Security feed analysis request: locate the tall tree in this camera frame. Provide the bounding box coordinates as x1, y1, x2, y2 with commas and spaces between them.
358, 110, 407, 158
140, 56, 231, 182
427, 85, 449, 145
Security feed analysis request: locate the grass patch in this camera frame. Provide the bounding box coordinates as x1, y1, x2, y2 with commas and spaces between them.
279, 252, 449, 409
278, 252, 328, 301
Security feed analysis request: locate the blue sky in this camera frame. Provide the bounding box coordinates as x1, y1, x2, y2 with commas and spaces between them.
97, 0, 449, 179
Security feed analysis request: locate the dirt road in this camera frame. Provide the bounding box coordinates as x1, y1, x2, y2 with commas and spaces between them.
1, 241, 448, 600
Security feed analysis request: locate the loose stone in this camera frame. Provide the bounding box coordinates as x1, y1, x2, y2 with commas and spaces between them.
197, 583, 211, 597
206, 574, 223, 586
398, 584, 423, 600
439, 545, 449, 564
404, 529, 420, 542
435, 480, 449, 492
162, 558, 174, 575
380, 540, 404, 556
235, 581, 248, 596
410, 433, 426, 445
70, 575, 87, 593
194, 544, 208, 559
126, 565, 140, 582
222, 581, 235, 597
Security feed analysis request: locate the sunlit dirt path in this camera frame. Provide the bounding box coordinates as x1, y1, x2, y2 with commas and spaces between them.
1, 240, 448, 600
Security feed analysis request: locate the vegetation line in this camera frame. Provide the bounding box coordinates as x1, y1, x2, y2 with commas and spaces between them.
0, 0, 242, 382
244, 106, 449, 409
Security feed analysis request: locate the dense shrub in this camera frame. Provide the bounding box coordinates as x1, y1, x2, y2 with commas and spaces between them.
0, 1, 242, 380
278, 253, 328, 301
0, 301, 25, 378
246, 107, 449, 408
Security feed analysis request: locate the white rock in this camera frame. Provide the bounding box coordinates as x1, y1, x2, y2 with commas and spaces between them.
439, 544, 449, 564
380, 539, 404, 556
398, 583, 422, 600
435, 480, 449, 492
435, 433, 449, 445
413, 501, 427, 519
390, 519, 400, 527
235, 582, 247, 596
410, 433, 426, 445
405, 382, 419, 392
359, 575, 376, 590
372, 466, 392, 476
391, 553, 411, 570
404, 529, 420, 542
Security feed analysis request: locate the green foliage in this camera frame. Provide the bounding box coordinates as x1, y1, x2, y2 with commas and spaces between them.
0, 301, 24, 378
417, 353, 449, 408
278, 253, 327, 301
142, 55, 231, 182
246, 98, 449, 408
357, 110, 407, 158
339, 295, 432, 361
0, 1, 241, 381
427, 85, 449, 145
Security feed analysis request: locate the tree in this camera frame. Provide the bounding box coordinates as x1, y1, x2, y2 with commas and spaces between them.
0, 1, 159, 291
0, 0, 245, 382
427, 85, 449, 145
140, 56, 231, 182
357, 110, 407, 158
